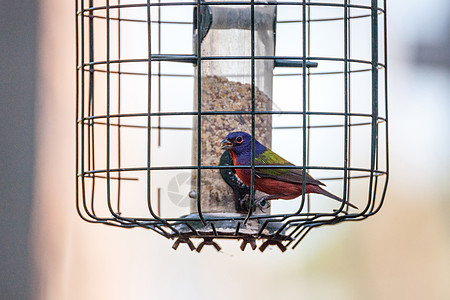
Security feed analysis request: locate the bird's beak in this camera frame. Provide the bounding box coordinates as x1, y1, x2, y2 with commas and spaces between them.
220, 138, 233, 150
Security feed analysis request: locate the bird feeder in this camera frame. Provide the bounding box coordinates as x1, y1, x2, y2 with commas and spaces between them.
76, 0, 388, 252
190, 2, 275, 216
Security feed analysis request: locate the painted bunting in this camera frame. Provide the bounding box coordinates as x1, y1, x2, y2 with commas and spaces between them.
220, 131, 358, 209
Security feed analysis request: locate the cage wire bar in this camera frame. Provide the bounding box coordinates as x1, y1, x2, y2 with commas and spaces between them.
76, 0, 388, 252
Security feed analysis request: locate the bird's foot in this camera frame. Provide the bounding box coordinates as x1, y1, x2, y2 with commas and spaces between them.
255, 196, 271, 212
239, 195, 272, 212
239, 194, 250, 211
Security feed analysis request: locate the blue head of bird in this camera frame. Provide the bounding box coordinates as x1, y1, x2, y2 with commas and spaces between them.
220, 131, 265, 155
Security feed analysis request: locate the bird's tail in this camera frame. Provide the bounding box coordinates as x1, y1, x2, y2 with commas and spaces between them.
311, 185, 358, 209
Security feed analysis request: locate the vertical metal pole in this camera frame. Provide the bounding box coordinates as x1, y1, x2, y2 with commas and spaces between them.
244, 0, 256, 223
346, 0, 353, 211
77, 0, 96, 222
377, 0, 389, 212
306, 0, 311, 214
76, 0, 92, 222
145, 0, 158, 220
75, 0, 81, 219
195, 0, 206, 225
372, 0, 389, 214
80, 0, 88, 216
88, 0, 97, 216
146, 0, 164, 222
298, 0, 307, 215
157, 0, 162, 147
106, 0, 113, 215
368, 0, 379, 210
117, 0, 122, 214
343, 0, 349, 211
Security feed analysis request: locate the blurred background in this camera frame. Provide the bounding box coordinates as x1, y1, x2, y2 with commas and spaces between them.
1, 0, 449, 299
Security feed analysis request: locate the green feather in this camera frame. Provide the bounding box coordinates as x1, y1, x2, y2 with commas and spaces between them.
255, 148, 324, 186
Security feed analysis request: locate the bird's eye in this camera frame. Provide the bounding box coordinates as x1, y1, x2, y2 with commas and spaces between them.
236, 136, 243, 143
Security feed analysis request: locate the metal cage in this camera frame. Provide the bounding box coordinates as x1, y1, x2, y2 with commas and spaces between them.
76, 0, 388, 252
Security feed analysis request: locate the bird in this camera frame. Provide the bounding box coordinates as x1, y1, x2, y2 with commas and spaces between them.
220, 131, 358, 210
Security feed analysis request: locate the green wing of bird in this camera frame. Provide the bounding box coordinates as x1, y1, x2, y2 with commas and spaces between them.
254, 148, 324, 186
